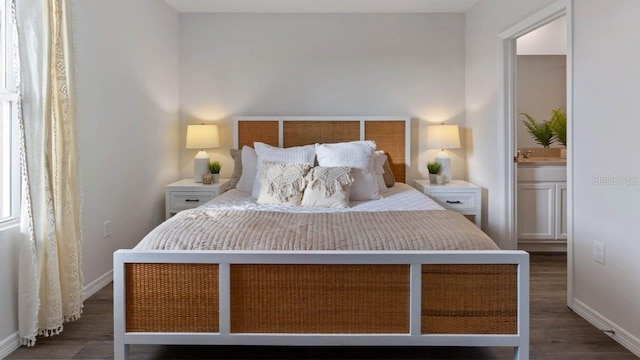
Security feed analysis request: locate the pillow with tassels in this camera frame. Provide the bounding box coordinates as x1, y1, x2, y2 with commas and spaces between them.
257, 161, 311, 206
301, 166, 354, 208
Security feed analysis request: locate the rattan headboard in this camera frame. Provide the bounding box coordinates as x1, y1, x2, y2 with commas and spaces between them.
233, 116, 410, 183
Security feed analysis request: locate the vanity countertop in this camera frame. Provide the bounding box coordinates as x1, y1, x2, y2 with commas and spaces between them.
517, 157, 566, 165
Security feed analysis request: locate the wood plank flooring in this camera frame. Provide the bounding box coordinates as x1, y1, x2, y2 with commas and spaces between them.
6, 254, 637, 359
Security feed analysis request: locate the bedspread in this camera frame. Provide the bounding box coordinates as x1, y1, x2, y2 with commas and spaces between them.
136, 209, 498, 251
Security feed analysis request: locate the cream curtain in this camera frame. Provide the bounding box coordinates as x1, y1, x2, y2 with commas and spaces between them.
15, 0, 83, 346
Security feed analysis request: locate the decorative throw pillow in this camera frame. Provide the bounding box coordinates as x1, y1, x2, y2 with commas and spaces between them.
252, 142, 316, 199
257, 162, 311, 206
236, 146, 257, 194
228, 148, 242, 189
374, 150, 396, 188
316, 141, 380, 201
374, 151, 388, 192
301, 166, 354, 208
382, 157, 395, 188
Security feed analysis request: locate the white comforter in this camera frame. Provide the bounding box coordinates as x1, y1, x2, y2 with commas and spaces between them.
199, 182, 444, 213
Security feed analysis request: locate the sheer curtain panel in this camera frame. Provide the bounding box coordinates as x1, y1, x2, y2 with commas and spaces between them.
15, 0, 83, 346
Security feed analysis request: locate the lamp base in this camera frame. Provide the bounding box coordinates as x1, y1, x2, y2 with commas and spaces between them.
193, 151, 210, 183
435, 150, 452, 183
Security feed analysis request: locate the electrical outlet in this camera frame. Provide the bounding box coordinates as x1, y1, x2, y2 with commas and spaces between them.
593, 241, 605, 264
104, 220, 112, 239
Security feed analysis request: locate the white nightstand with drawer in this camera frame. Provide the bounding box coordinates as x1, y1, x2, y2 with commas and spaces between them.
414, 179, 482, 228
165, 178, 230, 219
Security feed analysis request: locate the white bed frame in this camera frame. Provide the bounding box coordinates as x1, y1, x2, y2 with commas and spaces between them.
113, 116, 530, 360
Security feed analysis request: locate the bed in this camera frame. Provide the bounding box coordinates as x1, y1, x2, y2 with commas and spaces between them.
113, 116, 529, 360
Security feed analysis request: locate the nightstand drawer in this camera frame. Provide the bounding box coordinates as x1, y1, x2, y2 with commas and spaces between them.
165, 179, 230, 220
429, 192, 477, 211
170, 191, 216, 209
414, 180, 481, 228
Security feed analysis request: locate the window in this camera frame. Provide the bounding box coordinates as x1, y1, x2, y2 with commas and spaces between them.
0, 0, 19, 223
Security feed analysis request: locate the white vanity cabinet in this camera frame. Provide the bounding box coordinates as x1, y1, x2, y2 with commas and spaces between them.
517, 163, 567, 252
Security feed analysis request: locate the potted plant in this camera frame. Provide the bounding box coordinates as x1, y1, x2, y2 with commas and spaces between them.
521, 113, 555, 148
426, 161, 441, 184
208, 161, 222, 184
548, 108, 567, 158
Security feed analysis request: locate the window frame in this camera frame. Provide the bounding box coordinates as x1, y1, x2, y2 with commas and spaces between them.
0, 0, 20, 227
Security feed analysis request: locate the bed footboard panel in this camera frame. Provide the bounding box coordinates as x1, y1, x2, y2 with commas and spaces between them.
125, 264, 219, 333
230, 264, 410, 333
421, 264, 518, 335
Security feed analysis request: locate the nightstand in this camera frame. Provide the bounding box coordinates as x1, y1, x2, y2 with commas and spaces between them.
165, 178, 230, 219
414, 179, 482, 228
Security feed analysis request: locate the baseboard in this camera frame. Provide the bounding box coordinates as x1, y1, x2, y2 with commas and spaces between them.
83, 269, 113, 301
0, 332, 20, 359
573, 299, 640, 357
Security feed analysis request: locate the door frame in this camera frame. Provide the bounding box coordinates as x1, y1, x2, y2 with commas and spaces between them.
498, 0, 574, 307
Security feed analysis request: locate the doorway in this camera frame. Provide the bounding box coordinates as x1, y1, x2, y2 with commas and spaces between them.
515, 17, 567, 252
499, 0, 574, 307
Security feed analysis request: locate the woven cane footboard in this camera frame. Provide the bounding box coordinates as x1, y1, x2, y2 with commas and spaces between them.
231, 264, 409, 333
125, 263, 219, 332
421, 264, 518, 334
124, 263, 516, 335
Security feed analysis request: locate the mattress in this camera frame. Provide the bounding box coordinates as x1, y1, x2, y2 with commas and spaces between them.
135, 184, 497, 251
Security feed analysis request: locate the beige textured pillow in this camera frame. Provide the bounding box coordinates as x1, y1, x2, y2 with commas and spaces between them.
252, 142, 316, 199
228, 149, 242, 189
382, 156, 395, 187
257, 161, 311, 206
374, 152, 388, 191
301, 166, 354, 208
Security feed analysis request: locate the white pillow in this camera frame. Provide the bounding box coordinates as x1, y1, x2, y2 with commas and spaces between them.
236, 146, 257, 194
252, 142, 316, 198
315, 141, 380, 201
374, 151, 388, 192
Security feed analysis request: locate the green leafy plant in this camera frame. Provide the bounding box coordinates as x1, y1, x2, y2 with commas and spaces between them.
208, 161, 222, 174
521, 113, 555, 148
548, 108, 566, 147
426, 161, 442, 175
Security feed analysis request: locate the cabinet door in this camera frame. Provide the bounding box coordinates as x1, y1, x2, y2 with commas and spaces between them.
555, 183, 568, 240
517, 183, 556, 240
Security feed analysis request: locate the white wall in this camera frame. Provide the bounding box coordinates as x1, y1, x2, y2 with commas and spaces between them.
572, 0, 640, 351
467, 0, 640, 354
464, 0, 555, 244
0, 0, 179, 348
516, 55, 566, 149
0, 226, 20, 345
178, 13, 466, 182
74, 0, 179, 284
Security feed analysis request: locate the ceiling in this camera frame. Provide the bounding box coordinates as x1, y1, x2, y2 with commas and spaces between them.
163, 0, 479, 13
517, 16, 567, 55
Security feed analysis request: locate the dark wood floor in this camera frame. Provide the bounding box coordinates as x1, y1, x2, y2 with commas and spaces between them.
7, 254, 637, 360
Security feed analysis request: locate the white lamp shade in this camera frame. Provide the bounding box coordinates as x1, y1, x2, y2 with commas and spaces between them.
427, 124, 461, 150
186, 125, 220, 149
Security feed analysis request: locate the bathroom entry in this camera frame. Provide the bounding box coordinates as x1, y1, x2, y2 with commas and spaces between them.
515, 16, 568, 253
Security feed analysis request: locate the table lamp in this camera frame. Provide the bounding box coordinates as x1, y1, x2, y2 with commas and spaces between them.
186, 124, 219, 183
427, 124, 460, 183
